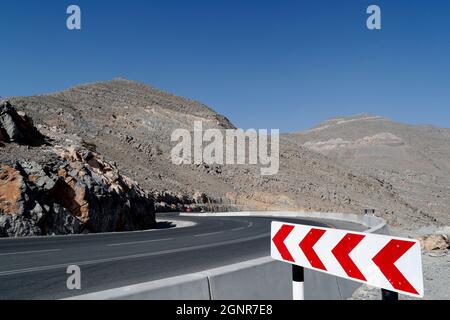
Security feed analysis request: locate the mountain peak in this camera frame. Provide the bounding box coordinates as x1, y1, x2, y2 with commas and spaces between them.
321, 113, 384, 124
302, 114, 386, 134
108, 77, 148, 86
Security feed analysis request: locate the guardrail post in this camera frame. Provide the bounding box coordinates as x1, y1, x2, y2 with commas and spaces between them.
292, 265, 304, 300
381, 289, 398, 300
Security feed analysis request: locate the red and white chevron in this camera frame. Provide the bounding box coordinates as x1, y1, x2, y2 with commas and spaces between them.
271, 221, 424, 297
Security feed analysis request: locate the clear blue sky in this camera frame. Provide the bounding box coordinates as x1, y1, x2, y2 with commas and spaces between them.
1, 0, 449, 132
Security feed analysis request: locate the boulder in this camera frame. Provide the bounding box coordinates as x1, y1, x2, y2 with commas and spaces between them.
419, 234, 450, 251
0, 100, 45, 146
193, 192, 210, 204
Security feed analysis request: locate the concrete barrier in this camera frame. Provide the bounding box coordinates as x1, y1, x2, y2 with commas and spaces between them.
205, 257, 292, 300
184, 211, 387, 300
67, 257, 291, 300
66, 273, 210, 300
68, 211, 388, 300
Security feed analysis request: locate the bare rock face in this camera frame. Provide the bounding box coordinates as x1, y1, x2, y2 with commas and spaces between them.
0, 163, 67, 237
0, 103, 155, 237
0, 148, 156, 237
0, 165, 24, 215
53, 146, 156, 233
419, 234, 450, 252
0, 100, 45, 146
151, 190, 214, 212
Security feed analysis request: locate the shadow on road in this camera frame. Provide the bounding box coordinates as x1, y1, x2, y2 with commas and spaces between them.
154, 221, 177, 229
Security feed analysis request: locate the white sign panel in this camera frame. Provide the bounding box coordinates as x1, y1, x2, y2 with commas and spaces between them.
271, 221, 424, 297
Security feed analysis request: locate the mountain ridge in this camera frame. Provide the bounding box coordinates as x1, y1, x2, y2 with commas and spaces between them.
3, 78, 445, 231
285, 114, 450, 225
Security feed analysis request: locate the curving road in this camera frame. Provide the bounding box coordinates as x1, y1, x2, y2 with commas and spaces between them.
0, 213, 365, 299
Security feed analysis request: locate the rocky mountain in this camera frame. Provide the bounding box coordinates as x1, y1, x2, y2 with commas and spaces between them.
9, 78, 236, 206
2, 79, 443, 233
0, 100, 156, 237
285, 114, 450, 225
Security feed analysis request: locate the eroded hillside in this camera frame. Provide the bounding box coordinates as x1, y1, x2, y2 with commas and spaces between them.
5, 80, 443, 229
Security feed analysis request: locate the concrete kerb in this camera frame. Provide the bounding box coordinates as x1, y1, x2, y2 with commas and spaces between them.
67, 211, 388, 300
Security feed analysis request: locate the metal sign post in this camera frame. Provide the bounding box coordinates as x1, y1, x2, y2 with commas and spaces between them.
292, 265, 304, 300
382, 289, 399, 301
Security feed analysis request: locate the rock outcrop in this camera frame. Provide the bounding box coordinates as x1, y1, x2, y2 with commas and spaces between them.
151, 190, 216, 213
0, 103, 155, 237
419, 234, 450, 252
0, 100, 45, 146
0, 149, 156, 237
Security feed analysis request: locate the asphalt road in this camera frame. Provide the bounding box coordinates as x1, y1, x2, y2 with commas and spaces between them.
0, 213, 365, 299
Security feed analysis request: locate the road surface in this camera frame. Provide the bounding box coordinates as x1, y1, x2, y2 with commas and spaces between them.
0, 213, 364, 299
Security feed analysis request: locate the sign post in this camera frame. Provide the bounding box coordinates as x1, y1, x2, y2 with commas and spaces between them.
271, 221, 424, 299
292, 265, 304, 300
381, 289, 399, 300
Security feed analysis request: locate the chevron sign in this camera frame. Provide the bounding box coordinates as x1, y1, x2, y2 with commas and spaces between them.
271, 221, 424, 297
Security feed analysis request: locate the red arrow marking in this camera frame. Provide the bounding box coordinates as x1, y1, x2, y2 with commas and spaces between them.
299, 228, 327, 270
272, 224, 295, 262
372, 239, 419, 295
332, 233, 367, 281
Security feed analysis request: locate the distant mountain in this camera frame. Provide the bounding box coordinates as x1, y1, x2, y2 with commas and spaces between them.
285, 114, 450, 225
4, 79, 442, 230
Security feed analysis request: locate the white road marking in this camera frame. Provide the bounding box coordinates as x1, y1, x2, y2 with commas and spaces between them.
0, 233, 270, 277
231, 221, 252, 232
107, 238, 174, 247
194, 231, 224, 237
0, 249, 61, 256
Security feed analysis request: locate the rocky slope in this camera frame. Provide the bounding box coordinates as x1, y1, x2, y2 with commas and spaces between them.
285, 114, 450, 225
0, 101, 156, 237
5, 79, 442, 229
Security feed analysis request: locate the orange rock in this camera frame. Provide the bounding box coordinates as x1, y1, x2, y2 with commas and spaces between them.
54, 168, 90, 223
0, 165, 23, 214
